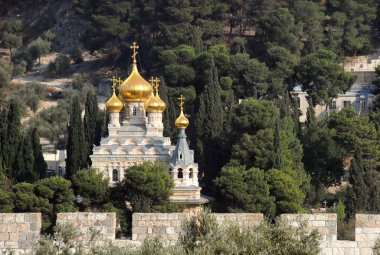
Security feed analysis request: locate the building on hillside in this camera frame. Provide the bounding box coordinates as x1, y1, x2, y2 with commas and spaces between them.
43, 150, 66, 176
90, 42, 208, 214
294, 53, 378, 122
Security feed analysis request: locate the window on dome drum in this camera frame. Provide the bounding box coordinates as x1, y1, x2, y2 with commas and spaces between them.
133, 107, 137, 116
178, 168, 183, 179
361, 100, 367, 109
343, 101, 351, 108
112, 169, 119, 182
189, 168, 193, 178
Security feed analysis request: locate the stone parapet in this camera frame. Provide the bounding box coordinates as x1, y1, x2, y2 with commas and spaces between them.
56, 212, 116, 242
0, 213, 41, 254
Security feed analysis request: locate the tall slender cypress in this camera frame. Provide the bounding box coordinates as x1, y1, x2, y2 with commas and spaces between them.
4, 98, 22, 178
273, 118, 283, 170
0, 108, 7, 175
29, 128, 47, 179
14, 133, 36, 183
83, 91, 99, 166
66, 96, 87, 179
158, 77, 171, 137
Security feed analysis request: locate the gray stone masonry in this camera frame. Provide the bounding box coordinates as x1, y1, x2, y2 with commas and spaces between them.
0, 213, 41, 255
56, 212, 116, 243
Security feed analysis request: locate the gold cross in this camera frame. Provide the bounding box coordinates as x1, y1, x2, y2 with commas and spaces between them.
117, 77, 122, 87
111, 76, 118, 90
154, 77, 160, 92
130, 42, 139, 63
178, 95, 185, 109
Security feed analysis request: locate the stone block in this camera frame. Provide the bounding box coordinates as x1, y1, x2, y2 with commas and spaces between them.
5, 241, 18, 248
15, 214, 25, 223
166, 227, 175, 234
132, 234, 137, 241
137, 221, 145, 227
0, 233, 9, 241
2, 215, 15, 223
8, 233, 20, 242
133, 227, 147, 235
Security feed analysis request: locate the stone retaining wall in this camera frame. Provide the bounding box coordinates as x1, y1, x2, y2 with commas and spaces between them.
56, 212, 116, 242
131, 213, 263, 243
0, 213, 41, 254
2, 212, 380, 254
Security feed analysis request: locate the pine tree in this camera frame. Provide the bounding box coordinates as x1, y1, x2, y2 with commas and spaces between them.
66, 96, 87, 179
4, 98, 22, 178
14, 133, 36, 183
306, 98, 316, 126
83, 91, 99, 166
29, 128, 47, 179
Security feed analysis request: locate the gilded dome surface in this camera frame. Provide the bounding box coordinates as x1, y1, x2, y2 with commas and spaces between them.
145, 77, 166, 113
106, 88, 124, 113
175, 95, 189, 129
119, 42, 152, 102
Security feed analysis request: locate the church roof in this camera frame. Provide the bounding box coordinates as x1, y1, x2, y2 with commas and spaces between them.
169, 129, 194, 168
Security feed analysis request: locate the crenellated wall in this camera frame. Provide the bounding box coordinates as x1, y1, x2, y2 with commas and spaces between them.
2, 212, 380, 255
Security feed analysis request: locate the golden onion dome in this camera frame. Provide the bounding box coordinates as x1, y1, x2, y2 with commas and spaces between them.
119, 42, 152, 102
106, 87, 124, 113
145, 77, 166, 113
175, 95, 189, 129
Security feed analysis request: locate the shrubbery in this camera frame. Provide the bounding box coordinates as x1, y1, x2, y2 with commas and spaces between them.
48, 55, 70, 76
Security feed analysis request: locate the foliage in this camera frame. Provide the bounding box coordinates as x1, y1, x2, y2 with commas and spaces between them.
214, 166, 275, 216
28, 37, 51, 64
122, 162, 174, 212
295, 49, 355, 106
0, 59, 13, 88
66, 96, 87, 179
72, 168, 109, 210
48, 55, 70, 76
83, 91, 100, 166
13, 177, 75, 232
2, 19, 23, 54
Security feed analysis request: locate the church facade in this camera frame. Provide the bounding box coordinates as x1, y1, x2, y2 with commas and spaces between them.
90, 42, 208, 214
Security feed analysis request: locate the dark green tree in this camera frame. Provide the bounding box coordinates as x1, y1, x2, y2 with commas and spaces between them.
83, 91, 99, 166
65, 96, 87, 179
72, 168, 109, 211
3, 98, 22, 178
122, 162, 174, 212
14, 132, 36, 183
29, 128, 47, 179
214, 166, 275, 216
28, 37, 50, 65
296, 49, 355, 106
273, 119, 283, 170
346, 147, 370, 218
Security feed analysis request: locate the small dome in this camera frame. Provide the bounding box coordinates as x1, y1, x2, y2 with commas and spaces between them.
145, 94, 166, 113
106, 89, 124, 113
175, 109, 189, 129
119, 42, 152, 102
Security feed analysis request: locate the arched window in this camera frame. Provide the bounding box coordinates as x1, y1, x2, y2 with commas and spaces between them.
177, 168, 183, 179
189, 168, 193, 179
58, 166, 63, 176
112, 169, 119, 182
133, 107, 137, 116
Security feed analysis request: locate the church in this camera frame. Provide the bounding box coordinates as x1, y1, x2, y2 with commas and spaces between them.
90, 42, 208, 214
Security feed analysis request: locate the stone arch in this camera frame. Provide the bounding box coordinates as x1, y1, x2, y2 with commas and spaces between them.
100, 149, 112, 155
130, 147, 145, 155
141, 138, 154, 145
178, 168, 183, 179
125, 139, 138, 146
189, 168, 194, 179
112, 169, 119, 182
108, 139, 121, 146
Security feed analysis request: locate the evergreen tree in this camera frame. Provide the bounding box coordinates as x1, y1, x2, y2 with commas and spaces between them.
0, 108, 7, 173
195, 56, 223, 191
29, 128, 47, 179
66, 96, 87, 179
346, 147, 369, 218
14, 132, 36, 183
273, 119, 283, 170
3, 98, 22, 178
83, 91, 99, 166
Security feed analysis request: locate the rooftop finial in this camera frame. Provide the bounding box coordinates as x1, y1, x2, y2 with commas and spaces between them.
154, 77, 160, 94
178, 95, 185, 110
130, 42, 139, 65
111, 76, 118, 91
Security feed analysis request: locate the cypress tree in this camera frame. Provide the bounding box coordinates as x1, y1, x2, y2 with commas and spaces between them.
4, 98, 22, 178
83, 91, 99, 166
66, 96, 87, 179
0, 108, 7, 174
14, 133, 36, 183
306, 98, 316, 126
195, 56, 224, 191
273, 118, 283, 170
29, 128, 47, 179
346, 147, 369, 217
